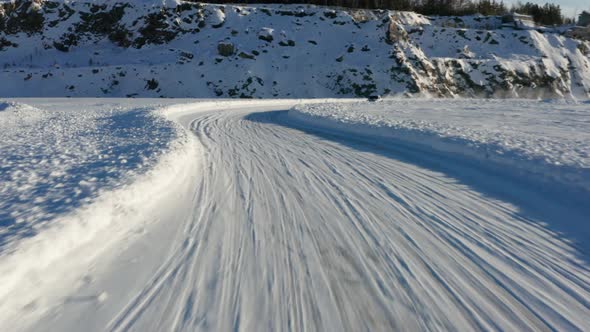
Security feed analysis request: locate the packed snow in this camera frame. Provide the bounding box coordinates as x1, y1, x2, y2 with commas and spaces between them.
0, 99, 589, 331
290, 99, 590, 193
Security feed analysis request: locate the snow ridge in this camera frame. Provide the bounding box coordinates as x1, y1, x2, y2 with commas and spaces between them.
290, 99, 590, 193
0, 100, 178, 250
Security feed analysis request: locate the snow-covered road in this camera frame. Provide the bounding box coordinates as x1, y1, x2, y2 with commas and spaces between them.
8, 101, 590, 331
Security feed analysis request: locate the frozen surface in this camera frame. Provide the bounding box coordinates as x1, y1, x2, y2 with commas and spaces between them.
0, 99, 589, 331
291, 99, 590, 192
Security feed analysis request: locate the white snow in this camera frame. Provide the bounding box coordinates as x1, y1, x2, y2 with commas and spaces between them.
0, 99, 181, 250
0, 3, 588, 97
0, 99, 200, 329
290, 98, 590, 193
1, 4, 589, 331
0, 99, 589, 331
205, 6, 225, 27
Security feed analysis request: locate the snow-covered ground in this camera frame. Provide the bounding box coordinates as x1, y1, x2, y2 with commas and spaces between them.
0, 98, 343, 330
0, 99, 180, 249
291, 99, 590, 193
1, 98, 589, 331
0, 98, 202, 329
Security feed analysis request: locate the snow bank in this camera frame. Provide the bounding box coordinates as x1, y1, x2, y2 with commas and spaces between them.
0, 100, 178, 250
0, 100, 200, 329
289, 99, 590, 193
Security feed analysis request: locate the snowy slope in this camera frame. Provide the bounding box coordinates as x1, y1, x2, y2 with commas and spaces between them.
1, 1, 589, 98
290, 99, 590, 193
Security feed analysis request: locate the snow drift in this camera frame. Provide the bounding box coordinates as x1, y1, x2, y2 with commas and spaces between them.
289, 99, 590, 194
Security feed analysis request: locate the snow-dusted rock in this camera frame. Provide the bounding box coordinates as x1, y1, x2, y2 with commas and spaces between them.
205, 6, 225, 28
217, 41, 235, 56
258, 27, 274, 42
0, 1, 589, 98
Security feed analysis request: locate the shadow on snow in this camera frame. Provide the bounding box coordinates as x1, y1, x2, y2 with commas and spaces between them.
246, 110, 590, 267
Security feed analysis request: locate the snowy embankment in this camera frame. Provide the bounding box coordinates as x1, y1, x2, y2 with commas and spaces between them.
0, 99, 200, 329
1, 1, 589, 98
289, 99, 590, 194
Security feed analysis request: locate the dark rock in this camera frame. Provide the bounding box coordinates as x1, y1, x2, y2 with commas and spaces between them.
217, 41, 235, 56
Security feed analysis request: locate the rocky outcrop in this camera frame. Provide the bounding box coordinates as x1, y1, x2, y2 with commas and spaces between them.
0, 1, 588, 98
217, 41, 234, 56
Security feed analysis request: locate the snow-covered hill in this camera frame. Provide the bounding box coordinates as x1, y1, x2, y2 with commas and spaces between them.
1, 0, 589, 98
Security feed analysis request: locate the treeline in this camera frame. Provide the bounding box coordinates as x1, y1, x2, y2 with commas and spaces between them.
210, 0, 569, 25
409, 0, 509, 16
210, 0, 508, 14
510, 2, 566, 25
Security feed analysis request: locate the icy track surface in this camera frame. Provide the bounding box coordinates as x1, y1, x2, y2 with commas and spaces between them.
1, 99, 589, 331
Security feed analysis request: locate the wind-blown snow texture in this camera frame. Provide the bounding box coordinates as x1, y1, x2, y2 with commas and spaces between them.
1, 1, 589, 98
0, 99, 180, 250
0, 99, 204, 330
291, 99, 590, 193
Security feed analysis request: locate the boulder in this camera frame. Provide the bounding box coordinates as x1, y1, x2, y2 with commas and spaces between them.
387, 20, 408, 44
258, 27, 274, 42
217, 41, 235, 56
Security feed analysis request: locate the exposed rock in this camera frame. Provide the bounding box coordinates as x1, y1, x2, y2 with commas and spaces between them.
217, 41, 235, 56
238, 51, 255, 59
279, 40, 295, 47
145, 78, 158, 90
0, 2, 588, 98
258, 27, 274, 42
387, 20, 408, 44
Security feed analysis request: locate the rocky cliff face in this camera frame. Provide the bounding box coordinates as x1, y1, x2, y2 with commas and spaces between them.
1, 0, 589, 98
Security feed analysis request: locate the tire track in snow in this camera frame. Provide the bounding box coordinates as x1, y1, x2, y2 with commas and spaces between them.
102, 106, 590, 331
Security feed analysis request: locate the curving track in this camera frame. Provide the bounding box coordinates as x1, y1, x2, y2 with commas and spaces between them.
30, 104, 590, 331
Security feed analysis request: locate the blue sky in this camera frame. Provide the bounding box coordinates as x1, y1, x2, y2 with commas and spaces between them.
506, 0, 588, 18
